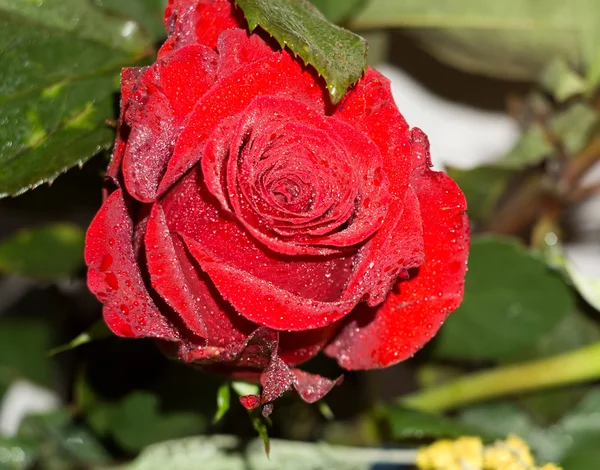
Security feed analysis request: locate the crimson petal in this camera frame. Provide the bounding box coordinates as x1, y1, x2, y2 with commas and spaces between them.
145, 203, 208, 338
85, 189, 179, 340
156, 52, 326, 197
325, 130, 468, 369
180, 233, 358, 331
161, 0, 240, 56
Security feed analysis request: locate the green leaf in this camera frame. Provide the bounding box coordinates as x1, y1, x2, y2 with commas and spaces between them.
250, 411, 271, 457
446, 166, 514, 224
0, 0, 155, 197
514, 311, 600, 424
49, 321, 111, 357
0, 224, 84, 281
540, 58, 588, 102
433, 237, 573, 361
546, 244, 600, 313
95, 0, 168, 40
0, 436, 39, 470
459, 402, 570, 464
498, 125, 554, 170
124, 435, 418, 470
309, 0, 365, 24
550, 103, 598, 156
0, 318, 54, 389
235, 0, 367, 104
212, 383, 231, 424
349, 0, 597, 83
383, 405, 487, 441
87, 391, 205, 454
561, 438, 600, 470
459, 389, 600, 466
18, 410, 111, 467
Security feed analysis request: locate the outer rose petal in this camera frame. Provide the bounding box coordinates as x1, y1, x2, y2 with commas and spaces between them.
161, 0, 240, 56
216, 28, 274, 79
145, 203, 208, 338
325, 131, 469, 369
105, 67, 147, 184
85, 189, 179, 340
334, 68, 419, 305
122, 46, 218, 202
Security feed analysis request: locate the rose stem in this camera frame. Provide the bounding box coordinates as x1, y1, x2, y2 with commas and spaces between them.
398, 341, 600, 413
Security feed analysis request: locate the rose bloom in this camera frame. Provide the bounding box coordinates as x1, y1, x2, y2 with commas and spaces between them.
85, 0, 468, 411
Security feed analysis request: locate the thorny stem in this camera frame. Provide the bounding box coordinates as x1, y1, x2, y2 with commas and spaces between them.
400, 341, 600, 413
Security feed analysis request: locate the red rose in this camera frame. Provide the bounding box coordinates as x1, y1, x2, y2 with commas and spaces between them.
85, 0, 469, 410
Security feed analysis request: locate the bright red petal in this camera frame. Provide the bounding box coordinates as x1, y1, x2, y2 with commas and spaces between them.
157, 52, 326, 197
121, 46, 218, 202
145, 203, 208, 338
180, 233, 358, 331
85, 189, 179, 340
161, 0, 241, 56
325, 130, 469, 369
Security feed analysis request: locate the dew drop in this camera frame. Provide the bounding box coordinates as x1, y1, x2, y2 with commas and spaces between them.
105, 272, 119, 290
99, 254, 113, 272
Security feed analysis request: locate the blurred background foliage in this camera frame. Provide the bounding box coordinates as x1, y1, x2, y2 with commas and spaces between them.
1, 0, 600, 469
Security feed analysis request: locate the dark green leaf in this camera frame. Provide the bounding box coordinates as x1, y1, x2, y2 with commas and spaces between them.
0, 0, 155, 197
383, 405, 487, 440
514, 311, 600, 424
0, 319, 54, 389
49, 321, 111, 357
349, 0, 598, 84
95, 0, 168, 40
561, 438, 600, 470
309, 0, 365, 24
235, 0, 367, 104
250, 411, 271, 457
0, 436, 39, 470
446, 166, 513, 224
433, 237, 573, 361
459, 402, 569, 464
18, 410, 111, 467
213, 383, 231, 424
0, 224, 84, 281
459, 389, 600, 465
87, 391, 205, 454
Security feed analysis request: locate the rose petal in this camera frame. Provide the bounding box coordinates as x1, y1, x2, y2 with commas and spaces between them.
216, 28, 274, 78
325, 131, 468, 369
158, 45, 218, 119
161, 0, 240, 56
85, 189, 179, 340
121, 46, 218, 202
161, 169, 356, 305
157, 52, 326, 197
292, 369, 343, 403
145, 203, 208, 338
342, 186, 424, 306
333, 68, 421, 306
180, 232, 358, 330
105, 67, 147, 184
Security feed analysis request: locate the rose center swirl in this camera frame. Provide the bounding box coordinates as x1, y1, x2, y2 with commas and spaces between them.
201, 95, 391, 255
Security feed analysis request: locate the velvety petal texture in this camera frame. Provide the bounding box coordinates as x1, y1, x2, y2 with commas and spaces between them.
85, 0, 469, 411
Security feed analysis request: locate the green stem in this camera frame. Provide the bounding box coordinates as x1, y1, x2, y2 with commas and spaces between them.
400, 342, 600, 413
